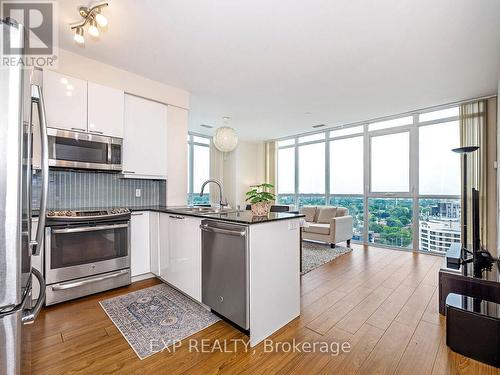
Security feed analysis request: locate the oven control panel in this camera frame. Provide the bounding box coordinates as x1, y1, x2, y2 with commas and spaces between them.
46, 208, 130, 219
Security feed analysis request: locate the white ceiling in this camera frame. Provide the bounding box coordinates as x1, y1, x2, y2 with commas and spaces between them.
56, 0, 500, 140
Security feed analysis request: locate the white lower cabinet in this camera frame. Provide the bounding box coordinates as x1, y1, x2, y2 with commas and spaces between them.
149, 212, 160, 276
159, 213, 202, 302
130, 211, 151, 277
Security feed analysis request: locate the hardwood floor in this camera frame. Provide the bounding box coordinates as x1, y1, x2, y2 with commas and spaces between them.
28, 245, 500, 374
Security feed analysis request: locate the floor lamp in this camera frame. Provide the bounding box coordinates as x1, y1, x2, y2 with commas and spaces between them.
452, 146, 479, 277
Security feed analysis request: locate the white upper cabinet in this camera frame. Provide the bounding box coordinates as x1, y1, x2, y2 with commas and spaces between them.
123, 94, 168, 178
87, 82, 124, 138
43, 70, 124, 138
43, 70, 87, 132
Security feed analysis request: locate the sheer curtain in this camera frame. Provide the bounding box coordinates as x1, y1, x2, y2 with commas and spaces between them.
459, 100, 487, 248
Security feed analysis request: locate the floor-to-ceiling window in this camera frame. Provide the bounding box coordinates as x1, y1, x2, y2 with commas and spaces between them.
187, 133, 211, 205
368, 121, 413, 249
275, 104, 461, 253
298, 134, 326, 206
417, 108, 461, 253
329, 128, 365, 241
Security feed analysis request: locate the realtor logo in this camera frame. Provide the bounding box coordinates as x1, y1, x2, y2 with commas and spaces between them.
1, 1, 58, 67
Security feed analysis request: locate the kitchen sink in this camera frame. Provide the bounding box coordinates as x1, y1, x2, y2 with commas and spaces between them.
174, 206, 239, 215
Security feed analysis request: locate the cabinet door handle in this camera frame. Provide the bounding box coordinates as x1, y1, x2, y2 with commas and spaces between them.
90, 130, 103, 134
123, 171, 135, 174
131, 212, 143, 216
51, 269, 129, 291
200, 224, 246, 237
70, 127, 86, 132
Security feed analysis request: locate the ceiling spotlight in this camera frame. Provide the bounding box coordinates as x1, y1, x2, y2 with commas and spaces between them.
70, 2, 109, 45
88, 19, 99, 37
73, 27, 84, 44
95, 12, 108, 27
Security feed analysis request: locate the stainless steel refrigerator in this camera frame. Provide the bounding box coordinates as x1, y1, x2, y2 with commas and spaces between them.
0, 18, 48, 375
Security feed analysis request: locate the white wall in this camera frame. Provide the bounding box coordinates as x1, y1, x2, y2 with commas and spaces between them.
222, 149, 237, 207
166, 106, 188, 205
220, 141, 266, 208
50, 49, 190, 206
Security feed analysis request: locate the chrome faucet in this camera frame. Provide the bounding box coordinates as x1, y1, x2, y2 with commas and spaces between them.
200, 179, 228, 208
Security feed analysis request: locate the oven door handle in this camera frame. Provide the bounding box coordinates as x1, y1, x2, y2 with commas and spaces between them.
51, 223, 129, 234
51, 269, 129, 291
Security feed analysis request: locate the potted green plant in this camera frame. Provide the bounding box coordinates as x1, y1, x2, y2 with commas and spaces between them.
245, 183, 276, 216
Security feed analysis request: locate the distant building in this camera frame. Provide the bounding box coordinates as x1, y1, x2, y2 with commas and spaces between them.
420, 219, 461, 253
430, 201, 461, 219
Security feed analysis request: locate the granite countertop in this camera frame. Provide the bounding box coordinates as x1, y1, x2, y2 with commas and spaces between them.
34, 206, 304, 225
132, 206, 305, 225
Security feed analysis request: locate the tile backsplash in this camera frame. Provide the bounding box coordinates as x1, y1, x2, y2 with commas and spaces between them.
32, 169, 166, 210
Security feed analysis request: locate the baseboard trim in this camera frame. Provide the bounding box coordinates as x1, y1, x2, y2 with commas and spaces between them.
131, 272, 156, 283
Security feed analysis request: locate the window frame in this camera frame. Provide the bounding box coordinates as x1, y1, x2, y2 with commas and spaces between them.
187, 132, 211, 205
297, 140, 326, 195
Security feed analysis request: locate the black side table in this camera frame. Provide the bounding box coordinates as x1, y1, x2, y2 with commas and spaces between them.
446, 293, 500, 367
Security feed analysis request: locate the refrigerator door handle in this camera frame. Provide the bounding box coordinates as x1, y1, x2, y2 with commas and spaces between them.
32, 85, 48, 256
22, 268, 46, 324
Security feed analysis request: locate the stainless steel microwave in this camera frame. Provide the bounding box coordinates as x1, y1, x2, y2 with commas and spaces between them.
47, 128, 122, 171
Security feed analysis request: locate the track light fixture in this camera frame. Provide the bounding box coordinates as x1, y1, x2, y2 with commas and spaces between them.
73, 27, 85, 44
88, 19, 99, 37
70, 2, 109, 45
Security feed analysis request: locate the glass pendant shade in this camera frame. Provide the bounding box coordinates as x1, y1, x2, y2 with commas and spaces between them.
213, 127, 238, 152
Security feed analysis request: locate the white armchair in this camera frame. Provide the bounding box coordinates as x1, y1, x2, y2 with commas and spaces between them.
301, 206, 353, 248
329, 215, 353, 247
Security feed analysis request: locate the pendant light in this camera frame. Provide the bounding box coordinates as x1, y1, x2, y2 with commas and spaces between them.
213, 117, 238, 153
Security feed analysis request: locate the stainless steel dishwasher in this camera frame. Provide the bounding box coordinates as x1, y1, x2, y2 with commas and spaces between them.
200, 220, 249, 330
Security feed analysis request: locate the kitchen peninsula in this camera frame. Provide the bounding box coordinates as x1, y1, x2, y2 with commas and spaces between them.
138, 206, 304, 347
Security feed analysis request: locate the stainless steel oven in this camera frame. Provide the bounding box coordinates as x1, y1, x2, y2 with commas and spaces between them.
44, 209, 131, 305
48, 128, 122, 171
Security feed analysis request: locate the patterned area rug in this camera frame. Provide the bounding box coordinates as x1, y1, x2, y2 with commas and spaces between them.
302, 241, 352, 275
100, 283, 219, 360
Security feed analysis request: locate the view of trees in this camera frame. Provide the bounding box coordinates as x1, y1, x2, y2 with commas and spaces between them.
330, 197, 364, 241
368, 199, 413, 248
188, 193, 210, 205
276, 196, 462, 251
